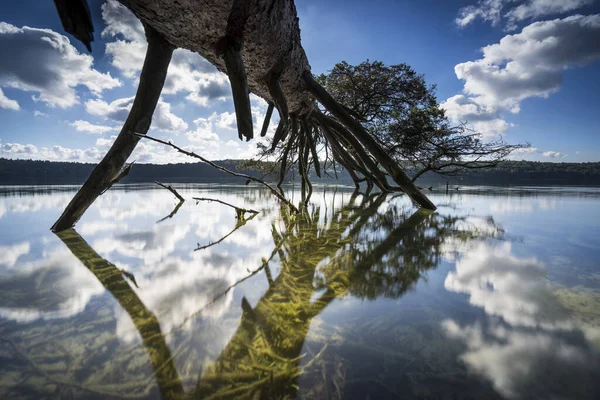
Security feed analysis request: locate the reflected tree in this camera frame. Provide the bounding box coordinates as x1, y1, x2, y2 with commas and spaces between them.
194, 192, 502, 398
47, 190, 502, 399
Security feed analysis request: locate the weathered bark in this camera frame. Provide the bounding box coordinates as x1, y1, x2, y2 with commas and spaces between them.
53, 0, 94, 51
260, 102, 274, 137
223, 42, 253, 140
119, 0, 313, 115
51, 24, 174, 232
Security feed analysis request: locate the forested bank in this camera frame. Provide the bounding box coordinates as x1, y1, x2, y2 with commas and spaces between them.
1, 158, 599, 186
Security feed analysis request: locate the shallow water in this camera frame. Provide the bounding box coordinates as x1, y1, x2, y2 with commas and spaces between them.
0, 184, 599, 399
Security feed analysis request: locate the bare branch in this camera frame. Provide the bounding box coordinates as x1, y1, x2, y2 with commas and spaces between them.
134, 132, 299, 213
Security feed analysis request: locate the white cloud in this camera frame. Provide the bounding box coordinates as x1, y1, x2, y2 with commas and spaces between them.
186, 116, 220, 144
101, 0, 231, 106
456, 0, 595, 29
85, 96, 187, 131
0, 242, 30, 267
456, 0, 508, 27
0, 140, 102, 162
456, 15, 600, 111
441, 94, 513, 137
445, 14, 600, 138
506, 0, 595, 29
0, 22, 120, 108
33, 110, 46, 117
512, 146, 539, 154
543, 150, 567, 158
0, 87, 19, 110
0, 136, 214, 164
70, 120, 117, 134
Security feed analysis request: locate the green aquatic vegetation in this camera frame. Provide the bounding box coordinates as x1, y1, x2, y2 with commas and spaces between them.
554, 286, 600, 348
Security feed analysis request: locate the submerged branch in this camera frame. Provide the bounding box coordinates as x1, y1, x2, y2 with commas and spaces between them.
193, 197, 258, 216
133, 132, 299, 213
155, 181, 185, 202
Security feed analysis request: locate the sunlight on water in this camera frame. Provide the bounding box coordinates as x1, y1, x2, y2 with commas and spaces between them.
0, 184, 599, 399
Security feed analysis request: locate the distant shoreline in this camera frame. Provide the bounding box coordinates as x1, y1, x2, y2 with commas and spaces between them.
1, 158, 599, 186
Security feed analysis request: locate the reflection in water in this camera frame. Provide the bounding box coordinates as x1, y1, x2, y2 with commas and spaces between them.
57, 229, 184, 399
0, 185, 599, 399
442, 241, 600, 399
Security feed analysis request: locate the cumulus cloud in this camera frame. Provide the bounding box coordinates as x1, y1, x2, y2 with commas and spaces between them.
183, 102, 276, 158
85, 96, 188, 131
0, 22, 120, 108
456, 0, 595, 29
543, 150, 567, 158
0, 140, 103, 161
445, 14, 600, 137
70, 120, 118, 134
186, 116, 220, 144
456, 15, 600, 111
101, 0, 231, 106
0, 87, 19, 110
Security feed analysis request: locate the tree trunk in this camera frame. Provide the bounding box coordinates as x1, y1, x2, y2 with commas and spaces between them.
51, 24, 174, 232
119, 0, 313, 115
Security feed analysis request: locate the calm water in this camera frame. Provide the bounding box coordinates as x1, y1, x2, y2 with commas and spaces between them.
0, 184, 599, 399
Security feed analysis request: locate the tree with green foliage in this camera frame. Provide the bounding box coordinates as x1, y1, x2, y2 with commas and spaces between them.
316, 60, 528, 182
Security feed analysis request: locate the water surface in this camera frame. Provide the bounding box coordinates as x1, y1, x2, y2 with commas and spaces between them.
0, 184, 599, 399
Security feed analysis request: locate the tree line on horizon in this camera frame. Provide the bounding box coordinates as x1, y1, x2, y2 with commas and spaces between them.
1, 157, 599, 186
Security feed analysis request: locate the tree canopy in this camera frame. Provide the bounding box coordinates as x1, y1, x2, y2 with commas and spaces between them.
315, 60, 528, 182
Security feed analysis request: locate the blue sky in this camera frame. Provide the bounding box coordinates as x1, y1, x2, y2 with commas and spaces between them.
0, 0, 599, 163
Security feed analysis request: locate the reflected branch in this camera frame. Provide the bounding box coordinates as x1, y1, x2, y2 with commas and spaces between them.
55, 229, 185, 399
194, 211, 258, 251
157, 199, 185, 223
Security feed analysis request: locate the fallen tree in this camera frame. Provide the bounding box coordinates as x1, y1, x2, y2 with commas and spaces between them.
50, 0, 436, 231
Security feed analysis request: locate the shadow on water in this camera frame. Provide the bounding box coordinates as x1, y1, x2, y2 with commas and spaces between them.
42, 190, 504, 399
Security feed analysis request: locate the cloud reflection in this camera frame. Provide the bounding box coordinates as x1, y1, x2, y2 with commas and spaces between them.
443, 241, 600, 399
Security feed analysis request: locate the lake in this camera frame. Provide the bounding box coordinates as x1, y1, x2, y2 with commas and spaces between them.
0, 184, 599, 399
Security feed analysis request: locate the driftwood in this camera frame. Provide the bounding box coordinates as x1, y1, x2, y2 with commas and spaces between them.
50, 0, 435, 231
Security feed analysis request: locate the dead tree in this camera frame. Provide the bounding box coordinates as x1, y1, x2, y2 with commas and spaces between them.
51, 0, 435, 231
